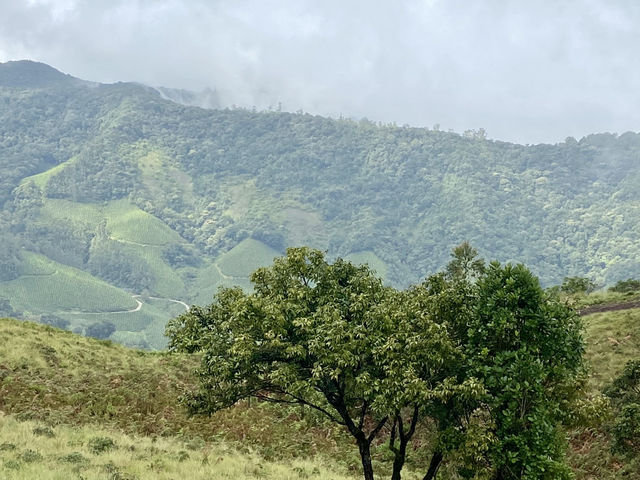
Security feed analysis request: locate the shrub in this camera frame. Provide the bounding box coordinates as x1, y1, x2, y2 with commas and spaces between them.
39, 313, 69, 329
3, 460, 21, 470
61, 452, 89, 464
19, 449, 43, 462
561, 276, 599, 294
86, 321, 116, 340
611, 403, 640, 455
610, 278, 640, 293
605, 360, 640, 456
32, 425, 55, 437
88, 436, 116, 454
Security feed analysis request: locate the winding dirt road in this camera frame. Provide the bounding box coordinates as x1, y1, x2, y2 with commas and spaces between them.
59, 294, 188, 316
579, 300, 640, 316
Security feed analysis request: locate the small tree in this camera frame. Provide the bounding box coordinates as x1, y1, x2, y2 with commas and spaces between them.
560, 276, 598, 295
605, 360, 640, 455
39, 313, 70, 330
419, 245, 584, 479
469, 262, 584, 479
85, 320, 116, 340
609, 279, 640, 294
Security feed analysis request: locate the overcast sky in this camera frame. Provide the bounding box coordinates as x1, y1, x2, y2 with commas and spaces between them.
1, 0, 640, 144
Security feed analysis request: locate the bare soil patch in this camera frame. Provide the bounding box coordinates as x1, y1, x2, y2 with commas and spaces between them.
579, 300, 640, 316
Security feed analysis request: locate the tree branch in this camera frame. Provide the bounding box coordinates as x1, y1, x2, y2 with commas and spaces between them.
358, 399, 369, 430
254, 390, 345, 425
367, 416, 388, 444
389, 415, 399, 454
406, 405, 420, 441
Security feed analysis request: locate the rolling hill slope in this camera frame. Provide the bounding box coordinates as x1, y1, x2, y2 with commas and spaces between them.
2, 293, 640, 479
0, 318, 357, 479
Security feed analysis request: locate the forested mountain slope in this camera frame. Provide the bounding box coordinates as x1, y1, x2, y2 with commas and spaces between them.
1, 60, 640, 347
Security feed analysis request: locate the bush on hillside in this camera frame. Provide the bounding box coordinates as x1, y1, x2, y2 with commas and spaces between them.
610, 279, 640, 294
561, 276, 599, 294
85, 321, 116, 340
605, 360, 640, 455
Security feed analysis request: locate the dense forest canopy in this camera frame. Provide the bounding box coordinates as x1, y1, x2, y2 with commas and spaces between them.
1, 60, 640, 346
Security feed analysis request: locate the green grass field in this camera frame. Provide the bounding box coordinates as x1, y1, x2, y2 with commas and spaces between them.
39, 198, 184, 247
582, 308, 640, 391
216, 238, 281, 278
22, 157, 77, 190
0, 414, 354, 480
104, 199, 185, 246
17, 252, 57, 276
344, 250, 389, 280
138, 148, 196, 206
111, 241, 187, 298
0, 252, 136, 314
38, 198, 102, 228
187, 262, 223, 305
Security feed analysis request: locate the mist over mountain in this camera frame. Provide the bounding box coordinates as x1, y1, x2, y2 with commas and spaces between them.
3, 1, 640, 144
153, 86, 221, 110
1, 59, 640, 347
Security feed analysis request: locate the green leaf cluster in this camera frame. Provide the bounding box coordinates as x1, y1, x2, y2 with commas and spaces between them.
606, 360, 640, 455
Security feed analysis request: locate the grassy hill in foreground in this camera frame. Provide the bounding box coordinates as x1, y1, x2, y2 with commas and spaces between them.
2, 292, 640, 479
0, 415, 351, 480
0, 317, 368, 479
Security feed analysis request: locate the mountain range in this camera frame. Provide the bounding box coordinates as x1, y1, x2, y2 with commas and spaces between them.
1, 59, 640, 348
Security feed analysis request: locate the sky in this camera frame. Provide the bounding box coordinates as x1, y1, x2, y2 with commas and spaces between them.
1, 0, 640, 144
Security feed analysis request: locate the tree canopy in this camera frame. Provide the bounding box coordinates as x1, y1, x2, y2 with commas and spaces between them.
167, 245, 584, 479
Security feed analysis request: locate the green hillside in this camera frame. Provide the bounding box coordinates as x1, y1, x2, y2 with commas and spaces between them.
1, 289, 640, 478
0, 251, 136, 313
0, 317, 388, 478
3, 60, 640, 346
0, 321, 354, 479
216, 238, 281, 278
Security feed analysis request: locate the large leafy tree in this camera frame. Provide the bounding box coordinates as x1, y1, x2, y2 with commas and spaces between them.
166, 247, 466, 480
405, 244, 584, 479
167, 245, 584, 480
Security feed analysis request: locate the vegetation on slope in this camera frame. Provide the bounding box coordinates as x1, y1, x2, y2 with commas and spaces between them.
0, 318, 374, 473
3, 61, 640, 344
1, 285, 640, 479
168, 246, 587, 480
0, 415, 354, 480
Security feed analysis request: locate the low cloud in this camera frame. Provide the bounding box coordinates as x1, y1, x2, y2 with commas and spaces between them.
2, 0, 640, 144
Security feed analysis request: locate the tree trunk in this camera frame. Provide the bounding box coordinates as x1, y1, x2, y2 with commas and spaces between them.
358, 439, 375, 480
494, 467, 510, 480
423, 451, 443, 480
390, 441, 407, 480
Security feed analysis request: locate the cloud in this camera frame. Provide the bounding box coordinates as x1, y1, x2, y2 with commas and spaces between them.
1, 0, 640, 144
